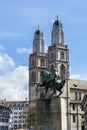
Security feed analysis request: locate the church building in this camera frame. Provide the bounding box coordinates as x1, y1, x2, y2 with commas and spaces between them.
29, 17, 87, 130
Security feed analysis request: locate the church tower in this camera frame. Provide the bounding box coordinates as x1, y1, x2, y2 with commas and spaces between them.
29, 26, 47, 101
51, 16, 64, 46
33, 26, 44, 53
48, 17, 69, 96
29, 17, 69, 100
48, 17, 69, 77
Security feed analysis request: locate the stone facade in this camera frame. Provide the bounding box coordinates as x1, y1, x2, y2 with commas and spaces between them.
68, 79, 87, 130
29, 97, 67, 130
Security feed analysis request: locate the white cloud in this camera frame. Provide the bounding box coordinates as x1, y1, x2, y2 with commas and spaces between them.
70, 74, 81, 79
16, 48, 32, 54
0, 32, 21, 38
0, 65, 28, 101
0, 51, 28, 100
0, 53, 15, 72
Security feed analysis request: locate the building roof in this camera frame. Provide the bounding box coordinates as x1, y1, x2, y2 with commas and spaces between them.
0, 100, 28, 108
0, 104, 9, 109
53, 17, 63, 28
54, 19, 60, 26
35, 25, 43, 35
35, 29, 41, 35
5, 101, 28, 106
6, 101, 26, 103
69, 79, 87, 90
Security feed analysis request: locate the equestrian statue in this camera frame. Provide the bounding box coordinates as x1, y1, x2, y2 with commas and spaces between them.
36, 68, 66, 98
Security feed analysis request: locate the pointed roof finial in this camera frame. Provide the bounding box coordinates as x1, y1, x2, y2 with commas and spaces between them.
35, 24, 41, 34
57, 14, 58, 20
38, 24, 40, 30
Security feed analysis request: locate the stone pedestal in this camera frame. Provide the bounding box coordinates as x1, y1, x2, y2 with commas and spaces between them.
30, 97, 67, 130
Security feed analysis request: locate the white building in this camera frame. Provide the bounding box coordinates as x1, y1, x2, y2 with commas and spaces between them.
5, 100, 28, 130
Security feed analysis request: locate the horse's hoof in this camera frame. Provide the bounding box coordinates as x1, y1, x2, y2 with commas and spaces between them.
49, 95, 52, 99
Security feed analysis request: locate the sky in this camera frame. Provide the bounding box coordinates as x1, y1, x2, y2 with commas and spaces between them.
0, 0, 87, 101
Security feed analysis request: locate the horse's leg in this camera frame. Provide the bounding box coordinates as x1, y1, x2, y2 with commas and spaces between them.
49, 87, 56, 98
49, 81, 56, 98
57, 90, 63, 97
44, 87, 48, 98
49, 91, 56, 98
36, 83, 43, 92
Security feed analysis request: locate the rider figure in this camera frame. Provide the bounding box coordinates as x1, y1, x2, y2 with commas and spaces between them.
41, 71, 51, 86
52, 68, 60, 92
41, 68, 60, 91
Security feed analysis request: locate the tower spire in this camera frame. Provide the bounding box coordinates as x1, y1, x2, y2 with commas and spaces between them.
38, 24, 40, 30
57, 14, 58, 20
33, 26, 44, 53
51, 16, 64, 45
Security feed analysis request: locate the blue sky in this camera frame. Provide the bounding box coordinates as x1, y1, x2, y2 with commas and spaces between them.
0, 0, 87, 100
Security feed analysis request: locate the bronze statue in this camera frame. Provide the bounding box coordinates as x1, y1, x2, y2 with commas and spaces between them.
51, 68, 60, 95
36, 68, 65, 98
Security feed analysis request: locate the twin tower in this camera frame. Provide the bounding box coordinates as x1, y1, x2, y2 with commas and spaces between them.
29, 17, 69, 101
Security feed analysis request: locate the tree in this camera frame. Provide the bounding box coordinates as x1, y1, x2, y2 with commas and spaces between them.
26, 104, 36, 129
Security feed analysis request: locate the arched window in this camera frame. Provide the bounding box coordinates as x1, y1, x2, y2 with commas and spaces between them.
31, 71, 35, 82
40, 58, 45, 66
23, 124, 26, 128
5, 126, 8, 130
60, 51, 64, 60
60, 64, 65, 78
14, 125, 17, 129
18, 124, 21, 129
50, 65, 54, 74
1, 126, 4, 130
51, 52, 54, 61
32, 60, 34, 66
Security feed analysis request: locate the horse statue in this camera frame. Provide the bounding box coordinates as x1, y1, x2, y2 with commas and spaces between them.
36, 69, 66, 98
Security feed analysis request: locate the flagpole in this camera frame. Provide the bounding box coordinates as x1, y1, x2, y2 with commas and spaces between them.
66, 47, 69, 130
